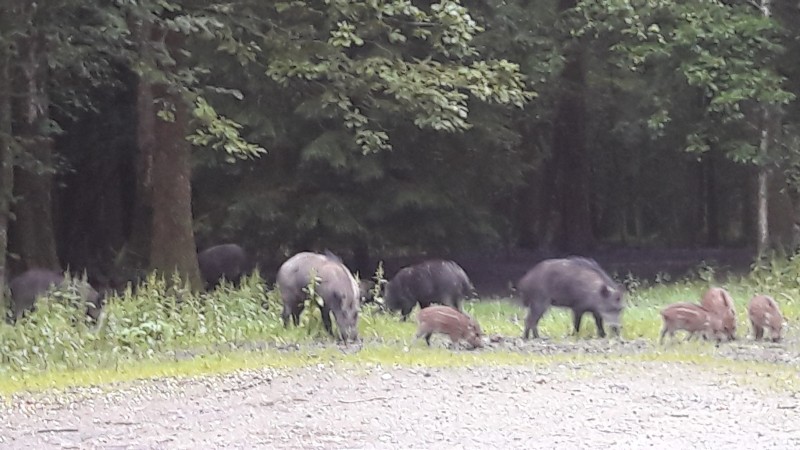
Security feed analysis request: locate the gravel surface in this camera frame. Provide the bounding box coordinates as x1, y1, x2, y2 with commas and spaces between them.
2, 358, 799, 449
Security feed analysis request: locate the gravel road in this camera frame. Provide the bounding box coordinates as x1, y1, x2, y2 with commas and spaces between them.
2, 358, 799, 449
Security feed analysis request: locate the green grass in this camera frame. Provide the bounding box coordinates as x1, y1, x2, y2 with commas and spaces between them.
1, 263, 799, 396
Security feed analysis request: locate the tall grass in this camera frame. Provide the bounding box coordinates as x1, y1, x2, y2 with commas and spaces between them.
1, 258, 798, 389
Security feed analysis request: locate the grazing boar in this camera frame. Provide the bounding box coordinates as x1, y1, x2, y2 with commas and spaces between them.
384, 259, 476, 321
747, 294, 783, 342
659, 302, 725, 344
276, 251, 361, 343
516, 257, 625, 339
6, 268, 106, 325
197, 243, 249, 291
412, 305, 484, 349
700, 287, 737, 341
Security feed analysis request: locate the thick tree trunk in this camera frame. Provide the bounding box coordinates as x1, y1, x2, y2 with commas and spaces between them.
129, 71, 155, 267
0, 43, 13, 302
147, 29, 202, 289
11, 31, 59, 271
125, 19, 156, 269
552, 0, 593, 253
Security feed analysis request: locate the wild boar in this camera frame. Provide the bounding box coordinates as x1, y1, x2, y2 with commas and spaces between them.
384, 259, 477, 321
412, 305, 484, 349
197, 243, 249, 291
700, 287, 737, 341
659, 302, 725, 344
6, 268, 106, 325
515, 257, 625, 339
276, 251, 361, 343
747, 294, 783, 342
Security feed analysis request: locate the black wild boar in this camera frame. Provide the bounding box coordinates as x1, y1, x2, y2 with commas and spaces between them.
515, 257, 625, 339
659, 302, 725, 344
384, 259, 476, 321
276, 251, 361, 343
700, 287, 737, 341
197, 243, 249, 291
412, 305, 484, 349
747, 294, 783, 342
6, 268, 106, 325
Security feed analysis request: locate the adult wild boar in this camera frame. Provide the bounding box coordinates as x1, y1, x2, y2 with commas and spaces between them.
197, 243, 249, 291
516, 257, 625, 339
6, 268, 106, 325
747, 294, 783, 342
659, 302, 725, 344
384, 259, 476, 321
276, 251, 361, 343
700, 287, 737, 341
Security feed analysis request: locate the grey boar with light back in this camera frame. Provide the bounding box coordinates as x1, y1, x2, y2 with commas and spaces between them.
747, 294, 783, 342
276, 251, 361, 343
384, 259, 476, 321
6, 268, 106, 325
515, 257, 625, 339
412, 305, 484, 349
659, 302, 725, 344
700, 287, 737, 341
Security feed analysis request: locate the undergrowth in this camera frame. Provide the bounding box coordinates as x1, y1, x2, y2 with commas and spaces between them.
0, 258, 798, 394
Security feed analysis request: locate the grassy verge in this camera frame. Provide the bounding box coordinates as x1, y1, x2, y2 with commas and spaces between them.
1, 340, 796, 397
1, 263, 799, 396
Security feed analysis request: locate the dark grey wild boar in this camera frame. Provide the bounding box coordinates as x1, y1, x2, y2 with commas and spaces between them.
6, 268, 106, 325
412, 305, 484, 349
747, 294, 783, 342
197, 243, 249, 291
516, 257, 625, 339
384, 259, 476, 321
700, 287, 737, 341
659, 302, 725, 344
276, 251, 361, 343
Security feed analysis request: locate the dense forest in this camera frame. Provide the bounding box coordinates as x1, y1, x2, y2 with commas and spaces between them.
1, 0, 800, 298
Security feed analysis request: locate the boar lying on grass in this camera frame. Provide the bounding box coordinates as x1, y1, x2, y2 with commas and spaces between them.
748, 294, 783, 342
412, 305, 484, 349
659, 302, 725, 344
699, 287, 737, 341
515, 257, 625, 339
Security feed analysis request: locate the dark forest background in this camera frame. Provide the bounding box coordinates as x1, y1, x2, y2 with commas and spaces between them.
2, 0, 800, 297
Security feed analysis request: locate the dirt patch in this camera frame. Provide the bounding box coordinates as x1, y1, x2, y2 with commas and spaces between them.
2, 359, 798, 449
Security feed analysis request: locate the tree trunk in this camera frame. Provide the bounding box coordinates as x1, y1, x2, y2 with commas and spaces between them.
124, 18, 156, 269
129, 69, 155, 267
756, 0, 772, 259
147, 28, 202, 289
553, 0, 593, 253
11, 30, 59, 271
0, 41, 14, 302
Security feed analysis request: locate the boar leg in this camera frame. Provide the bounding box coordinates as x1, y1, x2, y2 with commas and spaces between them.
400, 305, 414, 321
571, 309, 585, 336
592, 312, 606, 338
291, 302, 305, 326
523, 303, 548, 339
319, 305, 335, 337
752, 322, 764, 340
659, 326, 668, 345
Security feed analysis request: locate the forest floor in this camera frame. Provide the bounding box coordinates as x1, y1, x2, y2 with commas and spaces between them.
2, 337, 799, 449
